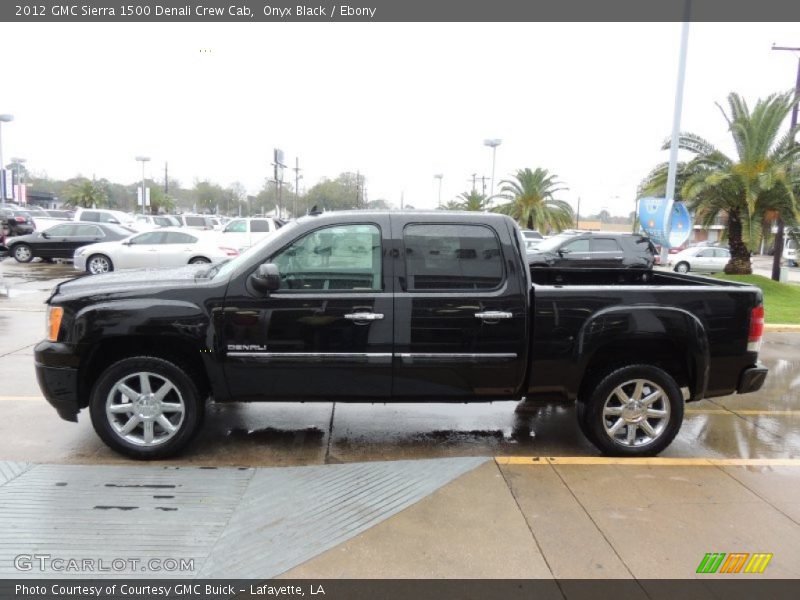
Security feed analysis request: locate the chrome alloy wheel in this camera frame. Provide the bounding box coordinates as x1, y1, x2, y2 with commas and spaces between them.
105, 372, 185, 446
88, 255, 111, 274
602, 379, 670, 447
14, 245, 31, 261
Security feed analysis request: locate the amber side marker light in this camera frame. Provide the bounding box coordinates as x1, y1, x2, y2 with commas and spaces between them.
47, 306, 64, 342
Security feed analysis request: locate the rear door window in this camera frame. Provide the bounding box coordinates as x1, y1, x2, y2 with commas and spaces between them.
592, 238, 620, 252
251, 219, 271, 232
74, 224, 104, 237
403, 223, 504, 291
185, 216, 206, 227
81, 211, 99, 222
164, 232, 198, 244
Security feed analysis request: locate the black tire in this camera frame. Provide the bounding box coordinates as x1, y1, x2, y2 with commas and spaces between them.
188, 256, 211, 265
581, 364, 684, 457
674, 262, 690, 273
12, 244, 33, 263
86, 254, 113, 274
89, 356, 205, 459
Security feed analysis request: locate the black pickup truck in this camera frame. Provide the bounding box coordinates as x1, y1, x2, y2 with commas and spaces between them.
34, 211, 768, 459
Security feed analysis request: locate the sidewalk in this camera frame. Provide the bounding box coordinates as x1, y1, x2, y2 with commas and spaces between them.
2, 457, 799, 580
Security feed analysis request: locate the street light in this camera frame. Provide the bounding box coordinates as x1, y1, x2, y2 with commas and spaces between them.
135, 156, 150, 215
483, 138, 502, 199
434, 174, 443, 208
10, 157, 26, 203
0, 114, 14, 202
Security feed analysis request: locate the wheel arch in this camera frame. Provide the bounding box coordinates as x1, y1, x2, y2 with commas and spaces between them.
574, 306, 709, 403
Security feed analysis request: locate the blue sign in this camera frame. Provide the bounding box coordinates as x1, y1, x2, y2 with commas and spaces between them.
637, 196, 692, 249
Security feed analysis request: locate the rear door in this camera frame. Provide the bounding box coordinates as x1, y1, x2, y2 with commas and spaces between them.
392, 217, 527, 399
158, 231, 200, 267
67, 224, 106, 257
590, 237, 625, 267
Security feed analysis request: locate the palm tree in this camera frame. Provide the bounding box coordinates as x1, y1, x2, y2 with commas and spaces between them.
455, 190, 491, 211
494, 168, 573, 232
66, 179, 108, 209
640, 91, 800, 275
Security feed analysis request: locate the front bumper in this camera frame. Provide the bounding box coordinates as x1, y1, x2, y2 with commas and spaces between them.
73, 252, 87, 271
34, 341, 81, 422
737, 364, 769, 395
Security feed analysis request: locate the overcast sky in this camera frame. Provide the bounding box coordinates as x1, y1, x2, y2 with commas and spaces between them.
1, 22, 798, 215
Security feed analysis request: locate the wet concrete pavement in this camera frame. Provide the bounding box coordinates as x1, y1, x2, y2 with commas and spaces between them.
2, 258, 800, 580
1, 258, 798, 466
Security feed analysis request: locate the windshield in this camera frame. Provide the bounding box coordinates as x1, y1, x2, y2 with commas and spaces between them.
530, 233, 575, 253
206, 220, 300, 280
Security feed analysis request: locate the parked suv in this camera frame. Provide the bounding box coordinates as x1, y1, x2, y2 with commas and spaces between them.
527, 231, 656, 269
171, 214, 219, 230
75, 208, 137, 230
0, 206, 35, 237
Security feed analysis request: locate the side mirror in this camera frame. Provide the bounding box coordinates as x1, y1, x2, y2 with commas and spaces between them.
41, 232, 50, 239
108, 218, 120, 224
250, 263, 281, 293
558, 249, 568, 256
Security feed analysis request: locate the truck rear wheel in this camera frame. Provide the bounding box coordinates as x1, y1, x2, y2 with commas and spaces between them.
89, 356, 204, 459
578, 364, 684, 456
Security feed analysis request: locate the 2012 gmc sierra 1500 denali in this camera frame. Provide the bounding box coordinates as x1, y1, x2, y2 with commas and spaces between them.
34, 211, 768, 459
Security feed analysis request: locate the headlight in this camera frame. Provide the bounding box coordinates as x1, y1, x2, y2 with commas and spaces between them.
47, 306, 64, 342
74, 247, 87, 257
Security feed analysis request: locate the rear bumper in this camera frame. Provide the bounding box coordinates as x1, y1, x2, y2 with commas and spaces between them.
737, 364, 768, 395
34, 341, 81, 422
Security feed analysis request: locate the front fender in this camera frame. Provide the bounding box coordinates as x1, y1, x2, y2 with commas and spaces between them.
575, 305, 710, 401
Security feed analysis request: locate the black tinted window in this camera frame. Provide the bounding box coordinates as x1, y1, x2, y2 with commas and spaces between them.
592, 238, 620, 252
185, 216, 206, 226
404, 224, 503, 291
251, 219, 271, 232
46, 224, 76, 236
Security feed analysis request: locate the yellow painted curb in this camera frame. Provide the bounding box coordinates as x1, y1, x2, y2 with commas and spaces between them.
495, 456, 800, 466
764, 323, 800, 332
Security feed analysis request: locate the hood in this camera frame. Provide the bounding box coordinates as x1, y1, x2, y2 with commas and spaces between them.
54, 264, 212, 299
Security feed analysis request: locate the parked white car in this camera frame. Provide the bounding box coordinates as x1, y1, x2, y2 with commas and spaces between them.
170, 214, 220, 230
133, 214, 181, 229
669, 246, 731, 273
782, 237, 797, 267
216, 217, 281, 251
74, 208, 140, 230
74, 228, 239, 274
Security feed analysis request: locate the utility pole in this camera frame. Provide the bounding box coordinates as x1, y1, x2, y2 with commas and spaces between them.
576, 197, 581, 229
770, 44, 800, 281
479, 175, 488, 197
164, 162, 169, 194
469, 173, 477, 192
356, 170, 361, 208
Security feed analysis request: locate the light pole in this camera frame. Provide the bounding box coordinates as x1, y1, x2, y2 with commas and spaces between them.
483, 138, 502, 199
770, 44, 800, 281
434, 174, 443, 207
135, 156, 150, 215
0, 114, 14, 202
10, 157, 26, 203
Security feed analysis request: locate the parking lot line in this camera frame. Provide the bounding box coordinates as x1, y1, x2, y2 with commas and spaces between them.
496, 457, 800, 466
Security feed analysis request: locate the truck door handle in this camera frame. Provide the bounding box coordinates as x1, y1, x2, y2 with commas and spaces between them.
344, 312, 384, 322
475, 311, 513, 320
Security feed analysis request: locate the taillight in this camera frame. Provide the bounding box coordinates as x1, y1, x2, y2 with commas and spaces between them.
747, 304, 764, 352
219, 247, 239, 256
14, 216, 25, 223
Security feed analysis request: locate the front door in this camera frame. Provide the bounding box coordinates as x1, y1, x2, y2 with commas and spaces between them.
392, 218, 527, 399
115, 231, 164, 269
554, 237, 592, 266
38, 223, 76, 258
222, 218, 393, 400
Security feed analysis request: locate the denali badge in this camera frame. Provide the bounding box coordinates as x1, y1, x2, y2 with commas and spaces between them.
227, 344, 268, 352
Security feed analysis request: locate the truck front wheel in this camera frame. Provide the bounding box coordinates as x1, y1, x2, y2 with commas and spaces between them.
89, 356, 205, 459
578, 364, 684, 456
